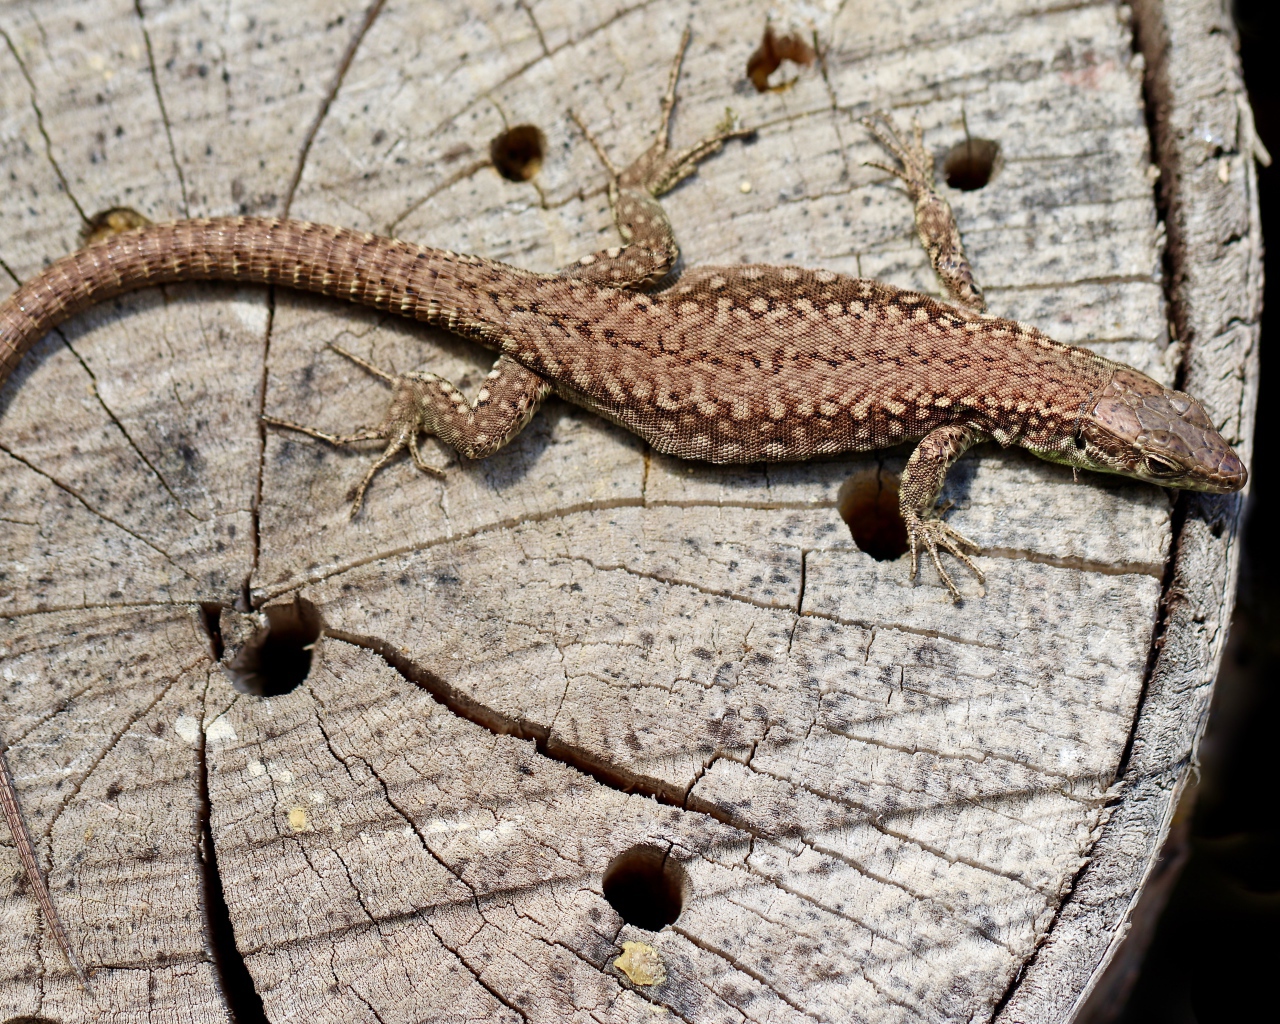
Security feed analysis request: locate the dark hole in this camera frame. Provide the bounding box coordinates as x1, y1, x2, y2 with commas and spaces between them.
746, 24, 816, 93
226, 598, 323, 697
602, 844, 687, 931
489, 125, 546, 182
5, 1018, 61, 1024
199, 602, 226, 662
943, 137, 1000, 191
81, 206, 151, 245
837, 467, 909, 561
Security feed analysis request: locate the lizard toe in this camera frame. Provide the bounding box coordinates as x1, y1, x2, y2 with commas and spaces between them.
905, 515, 984, 600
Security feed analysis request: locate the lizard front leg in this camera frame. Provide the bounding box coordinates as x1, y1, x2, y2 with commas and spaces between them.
264, 345, 550, 516
862, 112, 986, 312
900, 423, 990, 601
566, 25, 753, 290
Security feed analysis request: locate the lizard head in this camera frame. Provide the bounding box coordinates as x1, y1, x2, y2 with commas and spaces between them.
1071, 368, 1247, 492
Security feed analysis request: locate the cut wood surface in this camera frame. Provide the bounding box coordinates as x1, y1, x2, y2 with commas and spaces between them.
0, 1, 1260, 1022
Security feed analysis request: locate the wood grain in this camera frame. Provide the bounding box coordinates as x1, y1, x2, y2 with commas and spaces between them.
0, 1, 1257, 1021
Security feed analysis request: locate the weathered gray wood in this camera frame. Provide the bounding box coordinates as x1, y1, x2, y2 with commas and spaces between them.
997, 1, 1265, 1019
0, 1, 1256, 1021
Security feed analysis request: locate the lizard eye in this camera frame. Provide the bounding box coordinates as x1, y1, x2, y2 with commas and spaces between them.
1143, 455, 1182, 477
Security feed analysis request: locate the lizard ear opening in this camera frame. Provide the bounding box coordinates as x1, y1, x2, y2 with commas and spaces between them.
837, 467, 910, 561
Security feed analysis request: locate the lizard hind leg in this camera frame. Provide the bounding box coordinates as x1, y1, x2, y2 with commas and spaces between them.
265, 350, 552, 517
261, 344, 447, 518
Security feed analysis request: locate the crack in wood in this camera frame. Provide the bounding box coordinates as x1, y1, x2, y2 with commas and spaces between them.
195, 672, 270, 1024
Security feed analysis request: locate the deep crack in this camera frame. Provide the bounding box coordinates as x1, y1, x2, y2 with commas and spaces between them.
196, 673, 270, 1024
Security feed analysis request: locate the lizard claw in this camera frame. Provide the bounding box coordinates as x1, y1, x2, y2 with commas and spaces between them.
904, 511, 984, 602
859, 110, 934, 198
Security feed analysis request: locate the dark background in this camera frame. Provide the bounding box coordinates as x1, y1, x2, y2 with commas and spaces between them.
1118, 2, 1280, 1021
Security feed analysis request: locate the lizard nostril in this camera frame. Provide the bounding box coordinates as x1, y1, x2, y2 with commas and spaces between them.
943, 136, 1000, 191
226, 598, 324, 697
603, 845, 687, 931
837, 467, 910, 561
489, 124, 546, 182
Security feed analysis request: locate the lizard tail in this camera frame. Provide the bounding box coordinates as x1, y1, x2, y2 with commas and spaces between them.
0, 216, 522, 390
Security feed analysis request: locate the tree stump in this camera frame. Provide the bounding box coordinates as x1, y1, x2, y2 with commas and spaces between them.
0, 1, 1261, 1021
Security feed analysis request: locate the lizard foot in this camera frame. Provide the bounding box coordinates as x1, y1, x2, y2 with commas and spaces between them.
262, 344, 447, 518
904, 510, 984, 602
572, 26, 754, 200
860, 110, 986, 311
860, 111, 934, 199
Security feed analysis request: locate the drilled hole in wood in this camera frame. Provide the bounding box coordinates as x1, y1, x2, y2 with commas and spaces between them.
837, 467, 909, 561
943, 137, 1000, 191
603, 845, 686, 931
746, 24, 816, 93
226, 598, 323, 697
5, 1017, 61, 1024
490, 125, 545, 182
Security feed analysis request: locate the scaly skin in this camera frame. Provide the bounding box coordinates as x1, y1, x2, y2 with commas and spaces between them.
0, 29, 1247, 985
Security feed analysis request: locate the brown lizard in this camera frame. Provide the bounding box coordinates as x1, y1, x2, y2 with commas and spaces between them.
0, 29, 1247, 986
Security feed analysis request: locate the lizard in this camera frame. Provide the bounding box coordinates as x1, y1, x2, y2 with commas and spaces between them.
0, 28, 1247, 988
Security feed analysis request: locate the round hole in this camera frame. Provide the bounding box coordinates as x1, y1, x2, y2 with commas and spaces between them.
837, 468, 909, 561
942, 137, 1000, 191
226, 598, 323, 697
746, 24, 816, 93
489, 124, 545, 182
602, 845, 687, 931
5, 1018, 61, 1024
